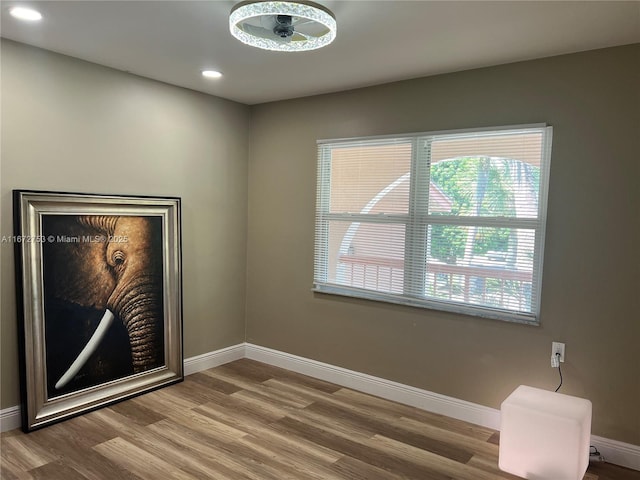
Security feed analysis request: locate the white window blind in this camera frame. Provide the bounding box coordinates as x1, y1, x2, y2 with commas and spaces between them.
314, 125, 553, 324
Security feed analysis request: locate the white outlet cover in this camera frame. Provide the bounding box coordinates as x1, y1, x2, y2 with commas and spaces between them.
552, 342, 565, 363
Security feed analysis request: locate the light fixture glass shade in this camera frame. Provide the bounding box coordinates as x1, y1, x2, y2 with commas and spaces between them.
229, 1, 336, 52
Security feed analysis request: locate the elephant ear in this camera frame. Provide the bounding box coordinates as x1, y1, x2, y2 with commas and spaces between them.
42, 215, 117, 310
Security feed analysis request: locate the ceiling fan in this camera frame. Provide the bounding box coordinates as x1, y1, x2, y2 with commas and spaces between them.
229, 1, 337, 52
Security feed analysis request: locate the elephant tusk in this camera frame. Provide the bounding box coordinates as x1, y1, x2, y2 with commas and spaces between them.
54, 309, 115, 390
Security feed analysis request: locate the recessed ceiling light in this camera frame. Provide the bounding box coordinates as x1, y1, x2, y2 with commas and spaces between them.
9, 6, 43, 21
201, 70, 223, 79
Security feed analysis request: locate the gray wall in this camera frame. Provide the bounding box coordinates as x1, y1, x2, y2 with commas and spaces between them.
1, 40, 250, 408
247, 44, 640, 444
2, 39, 638, 446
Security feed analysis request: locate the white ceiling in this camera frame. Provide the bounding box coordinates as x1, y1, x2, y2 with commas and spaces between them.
1, 1, 638, 105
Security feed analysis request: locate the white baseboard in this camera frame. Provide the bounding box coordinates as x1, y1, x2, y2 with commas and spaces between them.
183, 343, 245, 376
0, 342, 245, 433
0, 405, 21, 433
591, 435, 640, 472
2, 342, 638, 472
244, 343, 501, 429
245, 343, 640, 472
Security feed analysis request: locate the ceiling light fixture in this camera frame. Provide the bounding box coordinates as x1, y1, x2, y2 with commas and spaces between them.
202, 70, 223, 79
9, 6, 43, 21
229, 1, 336, 52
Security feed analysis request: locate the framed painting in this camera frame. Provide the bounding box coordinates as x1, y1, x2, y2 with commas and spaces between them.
13, 190, 183, 431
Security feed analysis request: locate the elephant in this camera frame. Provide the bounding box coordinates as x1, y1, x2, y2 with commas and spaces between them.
41, 214, 164, 397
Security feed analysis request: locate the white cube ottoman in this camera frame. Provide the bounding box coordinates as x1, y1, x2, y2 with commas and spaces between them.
499, 385, 592, 480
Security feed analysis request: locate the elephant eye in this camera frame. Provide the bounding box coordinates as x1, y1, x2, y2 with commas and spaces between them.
112, 250, 126, 266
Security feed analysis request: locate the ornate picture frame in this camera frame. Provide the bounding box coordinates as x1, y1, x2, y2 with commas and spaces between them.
13, 190, 183, 431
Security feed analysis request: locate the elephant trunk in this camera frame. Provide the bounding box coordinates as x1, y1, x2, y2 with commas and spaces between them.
108, 273, 164, 373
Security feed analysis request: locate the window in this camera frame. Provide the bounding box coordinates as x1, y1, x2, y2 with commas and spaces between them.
314, 125, 552, 324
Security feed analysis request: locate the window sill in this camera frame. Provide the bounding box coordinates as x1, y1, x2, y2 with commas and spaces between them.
312, 283, 539, 326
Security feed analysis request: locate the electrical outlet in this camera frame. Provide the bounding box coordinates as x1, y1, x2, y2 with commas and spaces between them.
552, 342, 565, 363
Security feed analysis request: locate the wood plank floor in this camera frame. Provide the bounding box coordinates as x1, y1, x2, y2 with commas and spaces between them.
1, 359, 638, 480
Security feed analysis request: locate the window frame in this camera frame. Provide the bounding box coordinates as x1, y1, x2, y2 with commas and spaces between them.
313, 124, 553, 325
